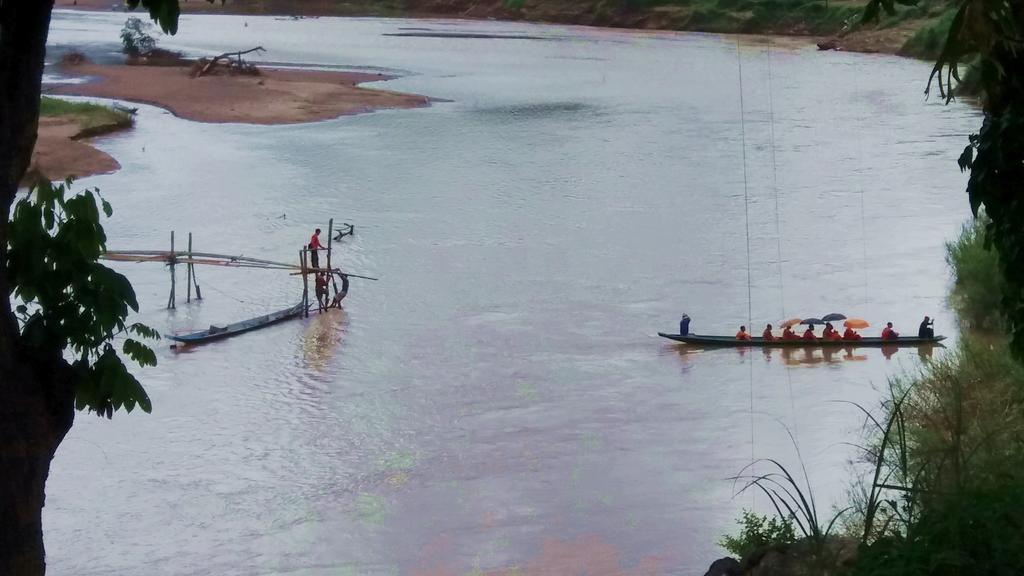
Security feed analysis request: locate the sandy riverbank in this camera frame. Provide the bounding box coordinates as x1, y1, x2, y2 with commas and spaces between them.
35, 57, 430, 181
29, 116, 123, 184
50, 62, 431, 125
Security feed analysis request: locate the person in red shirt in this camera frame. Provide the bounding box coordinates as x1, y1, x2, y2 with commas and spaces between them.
736, 326, 752, 341
881, 322, 899, 340
842, 327, 862, 341
782, 325, 799, 340
762, 324, 775, 341
802, 325, 817, 341
309, 228, 323, 270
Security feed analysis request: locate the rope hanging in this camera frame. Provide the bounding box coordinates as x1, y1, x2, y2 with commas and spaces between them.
737, 42, 754, 331
767, 40, 785, 320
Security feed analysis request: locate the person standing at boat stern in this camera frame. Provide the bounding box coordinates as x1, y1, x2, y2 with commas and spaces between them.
309, 228, 323, 270
919, 316, 934, 338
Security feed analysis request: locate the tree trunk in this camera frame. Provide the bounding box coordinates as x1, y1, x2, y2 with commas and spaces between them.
0, 358, 75, 576
1, 2, 71, 576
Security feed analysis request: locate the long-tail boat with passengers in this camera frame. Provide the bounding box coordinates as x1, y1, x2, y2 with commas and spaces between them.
659, 314, 946, 347
657, 333, 946, 347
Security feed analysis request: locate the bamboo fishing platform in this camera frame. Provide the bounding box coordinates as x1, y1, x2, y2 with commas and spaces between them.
102, 218, 376, 345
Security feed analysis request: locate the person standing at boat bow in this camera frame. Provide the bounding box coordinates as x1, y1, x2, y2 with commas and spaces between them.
309, 228, 323, 270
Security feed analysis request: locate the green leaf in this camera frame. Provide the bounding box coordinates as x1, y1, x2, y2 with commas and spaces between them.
129, 322, 161, 340
123, 338, 158, 368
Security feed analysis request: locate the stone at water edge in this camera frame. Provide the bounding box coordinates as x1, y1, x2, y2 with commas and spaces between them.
704, 557, 741, 576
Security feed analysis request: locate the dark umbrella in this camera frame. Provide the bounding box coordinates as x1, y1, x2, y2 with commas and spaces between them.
822, 313, 847, 322
801, 317, 825, 325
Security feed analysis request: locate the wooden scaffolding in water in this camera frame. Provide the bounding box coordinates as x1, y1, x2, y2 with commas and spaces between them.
102, 219, 373, 314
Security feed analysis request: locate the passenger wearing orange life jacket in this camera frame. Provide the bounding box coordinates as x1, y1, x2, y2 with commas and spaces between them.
802, 325, 817, 341
881, 322, 899, 340
736, 326, 752, 341
762, 324, 775, 341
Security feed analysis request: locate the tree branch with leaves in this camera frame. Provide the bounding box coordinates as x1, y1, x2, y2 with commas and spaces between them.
1, 1, 210, 574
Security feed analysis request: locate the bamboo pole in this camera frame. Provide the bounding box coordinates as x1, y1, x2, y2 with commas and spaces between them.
327, 218, 339, 297
187, 232, 193, 303
327, 218, 333, 273
167, 231, 176, 309
300, 248, 309, 318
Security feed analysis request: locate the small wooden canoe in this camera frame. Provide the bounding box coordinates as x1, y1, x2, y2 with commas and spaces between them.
170, 303, 306, 345
657, 333, 946, 347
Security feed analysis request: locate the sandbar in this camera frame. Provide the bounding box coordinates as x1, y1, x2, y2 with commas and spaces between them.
50, 62, 430, 125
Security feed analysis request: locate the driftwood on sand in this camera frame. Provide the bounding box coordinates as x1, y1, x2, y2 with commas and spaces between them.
191, 46, 265, 78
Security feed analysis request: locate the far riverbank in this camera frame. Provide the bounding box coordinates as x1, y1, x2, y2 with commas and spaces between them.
55, 0, 953, 57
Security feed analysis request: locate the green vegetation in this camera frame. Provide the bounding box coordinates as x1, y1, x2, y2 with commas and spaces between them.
120, 16, 158, 55
898, 5, 956, 57
719, 510, 797, 558
945, 216, 1004, 331
39, 96, 133, 134
8, 179, 160, 417
851, 338, 1024, 575
627, 0, 865, 35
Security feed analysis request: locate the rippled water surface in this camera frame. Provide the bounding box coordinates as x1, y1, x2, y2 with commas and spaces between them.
44, 11, 979, 575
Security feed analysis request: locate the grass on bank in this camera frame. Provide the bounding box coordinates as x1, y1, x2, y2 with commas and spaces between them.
624, 0, 865, 35
946, 215, 1004, 332
899, 5, 957, 58
39, 96, 133, 135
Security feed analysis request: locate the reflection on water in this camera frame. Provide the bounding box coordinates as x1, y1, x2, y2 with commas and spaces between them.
303, 308, 347, 372
671, 343, 942, 366
44, 12, 978, 576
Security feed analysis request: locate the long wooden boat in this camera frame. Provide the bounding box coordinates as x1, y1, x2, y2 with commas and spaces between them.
658, 333, 946, 347
170, 302, 306, 345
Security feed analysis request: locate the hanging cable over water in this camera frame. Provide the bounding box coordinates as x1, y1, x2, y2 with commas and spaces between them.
736, 39, 757, 509
767, 40, 785, 321
737, 42, 753, 331
766, 40, 799, 442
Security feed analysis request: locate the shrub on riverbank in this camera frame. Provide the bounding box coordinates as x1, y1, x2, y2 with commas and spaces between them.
850, 339, 1024, 575
719, 510, 797, 559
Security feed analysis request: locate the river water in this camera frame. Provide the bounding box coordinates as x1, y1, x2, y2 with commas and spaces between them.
43, 11, 979, 575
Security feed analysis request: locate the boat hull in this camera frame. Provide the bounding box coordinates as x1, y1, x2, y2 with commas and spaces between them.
170, 303, 306, 344
657, 333, 946, 347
